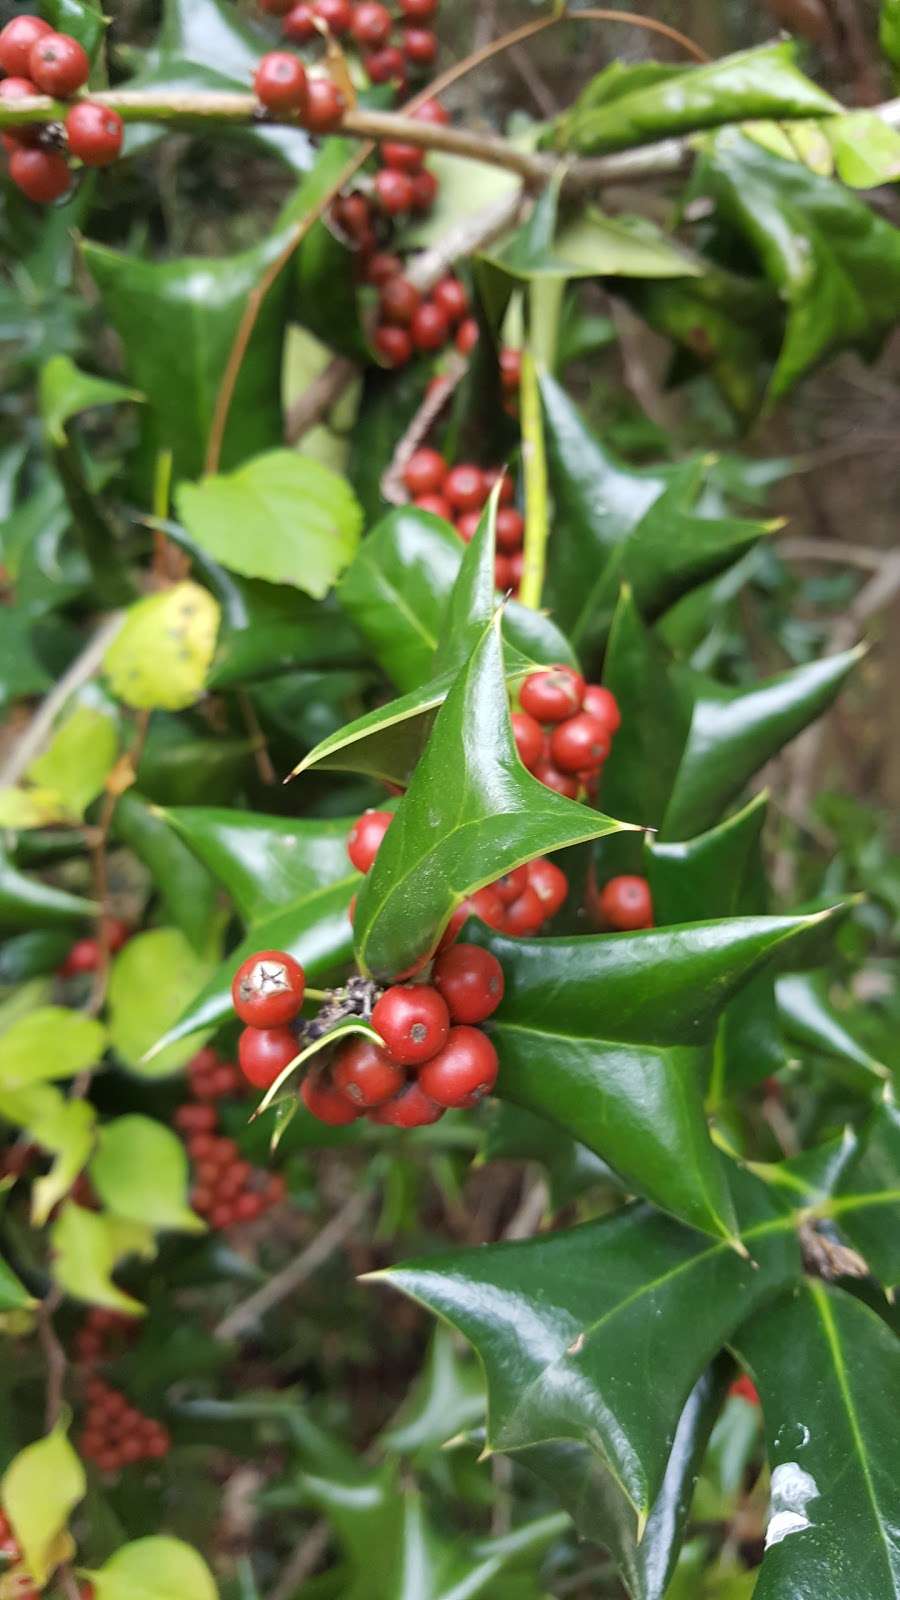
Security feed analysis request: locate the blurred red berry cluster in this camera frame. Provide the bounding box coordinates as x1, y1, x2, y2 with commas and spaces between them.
402, 450, 524, 591
257, 0, 439, 94
177, 1049, 287, 1227
0, 14, 124, 203
78, 1377, 171, 1473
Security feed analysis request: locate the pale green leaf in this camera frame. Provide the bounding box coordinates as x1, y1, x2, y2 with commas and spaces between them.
0, 1008, 106, 1090
90, 1115, 204, 1234
107, 928, 219, 1079
26, 706, 119, 821
104, 582, 220, 711
1, 1424, 86, 1586
50, 1203, 155, 1313
85, 1536, 219, 1600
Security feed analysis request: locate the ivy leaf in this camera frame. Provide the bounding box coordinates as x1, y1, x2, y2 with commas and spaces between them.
1, 1424, 85, 1587
50, 1203, 155, 1314
694, 130, 900, 397
38, 354, 142, 449
353, 618, 632, 980
555, 44, 836, 153
373, 1168, 799, 1522
107, 928, 219, 1079
163, 806, 358, 925
776, 973, 889, 1083
177, 451, 363, 600
0, 1008, 105, 1090
89, 1115, 204, 1234
85, 1535, 219, 1600
111, 791, 220, 956
104, 582, 220, 711
734, 1282, 900, 1599
469, 908, 843, 1239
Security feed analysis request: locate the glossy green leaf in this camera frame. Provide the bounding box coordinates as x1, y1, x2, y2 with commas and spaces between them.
470, 908, 842, 1238
177, 451, 363, 600
695, 130, 900, 397
104, 582, 220, 711
484, 1103, 619, 1209
622, 268, 776, 421
556, 44, 836, 154
44, 0, 107, 58
86, 1535, 219, 1600
338, 508, 463, 692
111, 791, 219, 956
647, 791, 768, 925
38, 355, 141, 449
776, 973, 888, 1081
375, 1168, 799, 1519
0, 845, 96, 933
353, 618, 631, 980
107, 928, 219, 1078
0, 1008, 105, 1090
292, 140, 372, 362
0, 931, 72, 985
90, 1115, 204, 1234
165, 805, 358, 925
379, 1328, 485, 1458
50, 1203, 155, 1314
831, 1103, 900, 1288
1, 1424, 85, 1587
734, 1281, 900, 1599
486, 179, 700, 281
599, 588, 693, 829
431, 489, 502, 677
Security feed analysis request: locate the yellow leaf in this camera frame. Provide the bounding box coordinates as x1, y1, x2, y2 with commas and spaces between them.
104, 582, 220, 711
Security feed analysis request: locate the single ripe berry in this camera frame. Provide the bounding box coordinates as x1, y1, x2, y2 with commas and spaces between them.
332, 1037, 406, 1107
416, 494, 451, 518
369, 1081, 444, 1126
445, 464, 487, 512
372, 984, 449, 1066
380, 139, 423, 171
254, 51, 309, 113
283, 4, 317, 41
511, 711, 543, 772
431, 276, 468, 323
403, 26, 438, 63
418, 1026, 499, 1108
59, 937, 100, 976
232, 949, 305, 1026
365, 250, 403, 286
65, 101, 123, 166
456, 511, 482, 543
503, 886, 545, 936
403, 447, 447, 497
500, 347, 522, 391
351, 2, 392, 46
520, 666, 586, 723
411, 301, 449, 352
493, 866, 528, 905
28, 31, 90, 96
304, 76, 346, 132
374, 324, 413, 366
302, 1066, 362, 1124
9, 146, 71, 202
496, 507, 524, 552
400, 0, 438, 14
527, 856, 569, 917
433, 944, 504, 1024
364, 45, 405, 82
380, 274, 420, 324
0, 15, 51, 75
413, 98, 449, 125
239, 1026, 299, 1089
334, 191, 372, 238
550, 712, 610, 775
455, 317, 479, 354
373, 167, 415, 214
599, 875, 654, 931
410, 168, 438, 211
314, 0, 353, 31
347, 809, 392, 873
0, 76, 42, 148
532, 758, 579, 800
582, 683, 621, 735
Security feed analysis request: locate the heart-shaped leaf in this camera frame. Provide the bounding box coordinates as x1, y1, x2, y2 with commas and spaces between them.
89, 1115, 204, 1234
1, 1424, 85, 1588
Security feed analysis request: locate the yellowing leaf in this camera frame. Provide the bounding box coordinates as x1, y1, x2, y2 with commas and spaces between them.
50, 1204, 155, 1314
0, 1009, 106, 1090
85, 1536, 219, 1600
90, 1116, 204, 1234
27, 706, 119, 821
104, 582, 220, 711
0, 788, 66, 829
1, 1423, 85, 1587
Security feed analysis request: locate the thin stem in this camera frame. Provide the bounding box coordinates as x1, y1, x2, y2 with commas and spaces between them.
518, 347, 550, 611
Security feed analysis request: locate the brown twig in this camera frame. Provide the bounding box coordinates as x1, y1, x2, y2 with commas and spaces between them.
380, 360, 466, 504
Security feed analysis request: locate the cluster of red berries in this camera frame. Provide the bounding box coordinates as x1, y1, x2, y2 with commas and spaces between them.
78, 1377, 171, 1474
512, 667, 621, 801
402, 449, 524, 589
176, 1049, 286, 1227
185, 1043, 245, 1102
257, 0, 440, 94
73, 1306, 138, 1367
0, 15, 124, 204
57, 917, 131, 979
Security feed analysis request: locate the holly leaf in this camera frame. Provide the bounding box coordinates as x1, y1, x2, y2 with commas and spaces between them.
379, 1328, 485, 1458
163, 806, 359, 925
1, 1424, 85, 1588
831, 1103, 900, 1289
734, 1282, 900, 1599
111, 791, 219, 956
89, 1115, 204, 1234
373, 1168, 799, 1522
776, 973, 889, 1083
338, 508, 464, 693
353, 617, 632, 980
646, 790, 768, 925
38, 354, 141, 449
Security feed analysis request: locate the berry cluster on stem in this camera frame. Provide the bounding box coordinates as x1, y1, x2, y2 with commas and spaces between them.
177, 1048, 286, 1228
402, 450, 524, 590
0, 14, 124, 203
256, 0, 440, 95
514, 667, 621, 802
78, 1377, 171, 1473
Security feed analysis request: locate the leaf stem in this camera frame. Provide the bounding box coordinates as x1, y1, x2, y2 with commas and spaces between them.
518, 345, 550, 611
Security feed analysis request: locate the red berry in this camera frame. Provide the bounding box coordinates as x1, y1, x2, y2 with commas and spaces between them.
399, 0, 438, 14
494, 555, 515, 591
418, 1026, 498, 1108
598, 875, 654, 932
456, 511, 481, 543
526, 857, 568, 917
413, 97, 449, 125
59, 937, 100, 976
403, 447, 447, 497
314, 0, 353, 31
347, 809, 392, 872
304, 76, 346, 132
410, 167, 438, 211
380, 140, 424, 171
493, 866, 528, 905
499, 347, 522, 390
301, 1066, 362, 1125
403, 26, 438, 63
364, 45, 405, 82
380, 274, 420, 324
174, 1103, 218, 1134
520, 667, 586, 724
582, 684, 621, 735
532, 758, 579, 799
65, 101, 123, 166
28, 31, 89, 96
233, 1189, 267, 1221
9, 144, 70, 203
0, 15, 51, 76
503, 886, 546, 936
433, 945, 504, 1024
332, 1037, 406, 1107
369, 1081, 444, 1126
431, 276, 468, 323
511, 711, 543, 771
455, 317, 479, 354
373, 167, 415, 214
374, 324, 413, 366
415, 494, 452, 519
549, 712, 610, 775
351, 2, 392, 46
283, 4, 317, 40
255, 50, 308, 112
445, 465, 487, 512
334, 191, 373, 238
372, 984, 449, 1066
496, 507, 524, 552
470, 886, 508, 929
0, 76, 42, 148
232, 949, 305, 1026
238, 1026, 299, 1089
365, 250, 403, 285
411, 301, 450, 352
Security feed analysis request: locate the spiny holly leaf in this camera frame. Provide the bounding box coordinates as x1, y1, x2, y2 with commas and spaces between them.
111, 792, 219, 956
379, 1327, 485, 1459
830, 1103, 900, 1289
469, 907, 845, 1239
775, 973, 889, 1084
163, 806, 359, 925
734, 1282, 900, 1599
646, 790, 768, 924
373, 1168, 799, 1521
353, 617, 632, 980
554, 44, 836, 154
694, 130, 900, 398
599, 586, 692, 828
484, 1103, 619, 1210
0, 843, 96, 931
